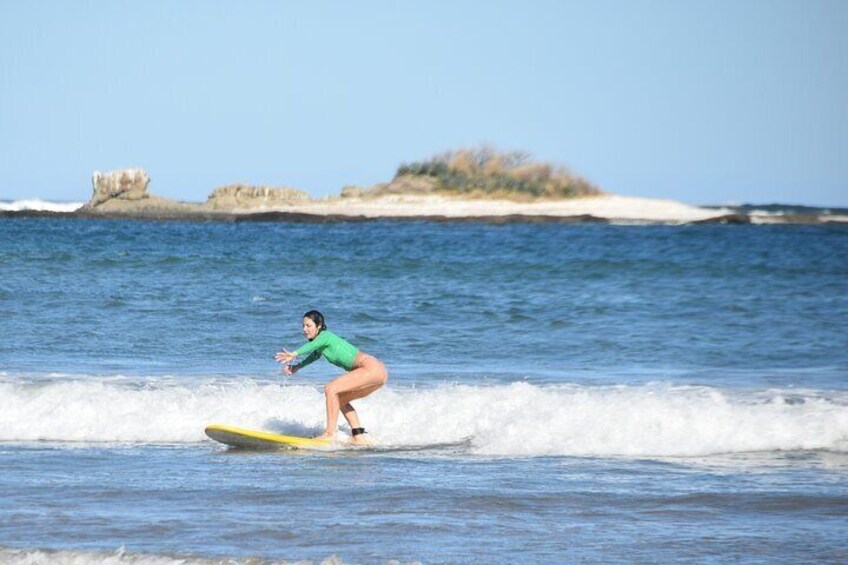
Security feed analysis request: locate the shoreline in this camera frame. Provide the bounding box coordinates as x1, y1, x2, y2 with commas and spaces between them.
2, 194, 846, 225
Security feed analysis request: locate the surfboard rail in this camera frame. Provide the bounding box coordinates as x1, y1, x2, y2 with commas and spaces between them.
205, 423, 332, 450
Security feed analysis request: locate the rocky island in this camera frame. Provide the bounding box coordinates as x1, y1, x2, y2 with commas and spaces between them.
5, 148, 846, 224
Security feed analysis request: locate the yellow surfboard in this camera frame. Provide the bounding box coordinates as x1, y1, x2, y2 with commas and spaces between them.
205, 424, 332, 450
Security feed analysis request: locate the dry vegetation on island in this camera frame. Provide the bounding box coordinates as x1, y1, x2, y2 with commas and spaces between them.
394, 147, 603, 200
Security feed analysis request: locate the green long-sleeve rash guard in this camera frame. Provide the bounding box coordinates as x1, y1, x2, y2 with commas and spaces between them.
294, 330, 359, 371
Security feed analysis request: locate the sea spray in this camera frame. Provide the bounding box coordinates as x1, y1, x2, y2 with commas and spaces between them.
2, 375, 846, 457
0, 376, 325, 444
0, 199, 84, 212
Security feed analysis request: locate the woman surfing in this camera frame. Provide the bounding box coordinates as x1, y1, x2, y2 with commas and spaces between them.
275, 310, 388, 445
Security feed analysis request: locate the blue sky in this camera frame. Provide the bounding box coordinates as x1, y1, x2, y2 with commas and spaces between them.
1, 0, 846, 206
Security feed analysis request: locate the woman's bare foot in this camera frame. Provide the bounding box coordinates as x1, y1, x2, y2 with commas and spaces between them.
313, 431, 335, 441
350, 434, 373, 446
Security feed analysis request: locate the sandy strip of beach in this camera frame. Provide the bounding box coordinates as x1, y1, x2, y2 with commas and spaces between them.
234, 194, 730, 223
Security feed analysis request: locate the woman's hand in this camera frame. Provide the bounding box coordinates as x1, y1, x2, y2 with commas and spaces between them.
275, 349, 297, 364
283, 364, 298, 376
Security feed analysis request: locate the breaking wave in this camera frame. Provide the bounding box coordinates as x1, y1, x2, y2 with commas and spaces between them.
0, 199, 84, 212
1, 373, 847, 458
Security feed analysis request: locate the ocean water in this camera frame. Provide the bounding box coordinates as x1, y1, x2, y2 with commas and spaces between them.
1, 217, 847, 564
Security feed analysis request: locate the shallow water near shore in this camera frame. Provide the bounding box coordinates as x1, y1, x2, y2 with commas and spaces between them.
1, 218, 847, 563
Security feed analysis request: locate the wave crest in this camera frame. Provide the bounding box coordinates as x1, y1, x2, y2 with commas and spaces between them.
1, 375, 846, 457
0, 199, 84, 212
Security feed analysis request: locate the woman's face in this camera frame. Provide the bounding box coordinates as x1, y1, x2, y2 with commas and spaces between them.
302, 317, 320, 340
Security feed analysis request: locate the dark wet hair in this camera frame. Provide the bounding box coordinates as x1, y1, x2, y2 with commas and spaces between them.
303, 310, 327, 332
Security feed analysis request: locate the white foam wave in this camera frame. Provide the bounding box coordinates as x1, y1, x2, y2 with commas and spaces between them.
747, 209, 785, 216
1, 376, 846, 457
0, 546, 349, 565
0, 199, 84, 212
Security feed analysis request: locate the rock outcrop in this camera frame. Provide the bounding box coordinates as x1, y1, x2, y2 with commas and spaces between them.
341, 175, 440, 199
206, 184, 309, 210
82, 167, 193, 215
79, 169, 314, 219
87, 168, 151, 207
